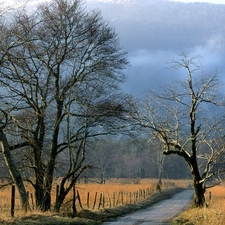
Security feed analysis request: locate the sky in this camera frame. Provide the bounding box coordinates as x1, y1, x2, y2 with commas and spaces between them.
2, 0, 225, 6
85, 0, 225, 98
1, 0, 225, 98
171, 0, 225, 3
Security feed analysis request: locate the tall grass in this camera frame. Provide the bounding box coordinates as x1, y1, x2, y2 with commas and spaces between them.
173, 183, 225, 225
0, 178, 191, 218
62, 178, 191, 211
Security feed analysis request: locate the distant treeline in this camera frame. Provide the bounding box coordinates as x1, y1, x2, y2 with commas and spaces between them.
82, 138, 191, 183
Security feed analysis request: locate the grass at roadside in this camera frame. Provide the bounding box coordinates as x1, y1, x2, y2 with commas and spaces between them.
0, 179, 191, 224
172, 184, 225, 225
0, 179, 190, 215
0, 187, 185, 225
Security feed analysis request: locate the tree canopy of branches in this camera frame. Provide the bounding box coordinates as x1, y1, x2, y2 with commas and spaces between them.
138, 54, 225, 207
0, 0, 131, 212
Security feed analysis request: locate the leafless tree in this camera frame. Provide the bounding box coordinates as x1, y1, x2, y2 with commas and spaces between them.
147, 136, 165, 187
87, 139, 120, 184
0, 6, 30, 211
138, 53, 225, 207
0, 0, 131, 212
0, 111, 28, 211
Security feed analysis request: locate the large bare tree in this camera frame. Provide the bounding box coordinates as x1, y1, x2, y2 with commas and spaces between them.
0, 6, 31, 211
0, 111, 28, 211
138, 54, 225, 207
0, 0, 131, 211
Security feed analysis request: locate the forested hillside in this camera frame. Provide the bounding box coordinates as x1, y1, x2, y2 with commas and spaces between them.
83, 138, 191, 182
0, 137, 190, 182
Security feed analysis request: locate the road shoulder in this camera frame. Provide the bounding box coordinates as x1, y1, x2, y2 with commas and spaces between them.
77, 187, 187, 224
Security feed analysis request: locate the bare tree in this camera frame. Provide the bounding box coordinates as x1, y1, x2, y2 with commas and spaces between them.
0, 0, 131, 211
147, 136, 165, 187
0, 112, 28, 211
0, 7, 30, 211
87, 139, 122, 184
138, 54, 225, 207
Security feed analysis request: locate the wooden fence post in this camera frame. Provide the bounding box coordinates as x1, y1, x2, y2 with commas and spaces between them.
87, 192, 90, 209
93, 192, 97, 209
30, 193, 34, 210
116, 192, 120, 205
102, 192, 105, 208
98, 193, 103, 210
113, 192, 116, 206
107, 192, 111, 208
11, 185, 15, 217
26, 191, 31, 212
133, 192, 136, 203
76, 190, 83, 209
55, 185, 59, 209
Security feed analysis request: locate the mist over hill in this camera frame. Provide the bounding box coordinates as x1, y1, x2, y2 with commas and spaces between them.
86, 0, 225, 97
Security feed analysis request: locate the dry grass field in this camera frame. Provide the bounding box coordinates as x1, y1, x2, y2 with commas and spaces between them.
63, 178, 191, 211
0, 178, 191, 224
0, 179, 190, 214
172, 183, 225, 225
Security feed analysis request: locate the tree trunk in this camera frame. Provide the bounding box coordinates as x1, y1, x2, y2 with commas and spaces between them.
101, 169, 106, 184
33, 148, 45, 209
193, 178, 205, 207
0, 129, 28, 211
42, 100, 63, 211
157, 163, 163, 187
54, 178, 72, 212
42, 157, 56, 211
42, 175, 53, 211
54, 189, 67, 212
189, 157, 206, 207
35, 171, 44, 209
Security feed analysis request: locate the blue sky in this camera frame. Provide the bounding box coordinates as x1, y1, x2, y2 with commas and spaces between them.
171, 0, 225, 3
3, 0, 225, 5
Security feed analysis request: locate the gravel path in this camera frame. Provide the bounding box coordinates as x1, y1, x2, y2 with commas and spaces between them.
102, 189, 193, 225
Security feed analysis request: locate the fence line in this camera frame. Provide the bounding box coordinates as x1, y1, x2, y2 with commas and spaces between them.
85, 184, 161, 210
6, 182, 178, 215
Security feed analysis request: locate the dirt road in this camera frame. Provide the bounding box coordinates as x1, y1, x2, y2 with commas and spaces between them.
102, 189, 193, 225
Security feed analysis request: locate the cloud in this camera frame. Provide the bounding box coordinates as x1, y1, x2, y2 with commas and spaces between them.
123, 40, 225, 98
206, 34, 225, 50
4, 0, 225, 98
122, 49, 187, 98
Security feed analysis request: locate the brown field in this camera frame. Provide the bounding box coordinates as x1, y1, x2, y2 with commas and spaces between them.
0, 178, 191, 219
63, 178, 191, 211
172, 183, 225, 225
